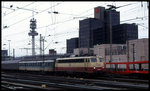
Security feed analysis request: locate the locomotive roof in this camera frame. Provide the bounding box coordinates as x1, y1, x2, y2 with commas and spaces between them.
56, 56, 102, 60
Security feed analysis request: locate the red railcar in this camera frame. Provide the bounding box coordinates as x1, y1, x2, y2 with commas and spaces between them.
104, 60, 149, 74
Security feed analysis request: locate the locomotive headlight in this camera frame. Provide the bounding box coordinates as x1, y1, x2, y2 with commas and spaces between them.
94, 67, 96, 69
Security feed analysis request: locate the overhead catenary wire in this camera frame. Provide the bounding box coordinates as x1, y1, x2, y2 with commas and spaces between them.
2, 2, 62, 30
2, 2, 148, 56
4, 3, 144, 38
3, 2, 97, 31
2, 2, 36, 25
120, 16, 148, 22
3, 2, 35, 16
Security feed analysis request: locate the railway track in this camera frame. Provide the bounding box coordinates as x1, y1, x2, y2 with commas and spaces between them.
2, 71, 148, 84
2, 71, 149, 90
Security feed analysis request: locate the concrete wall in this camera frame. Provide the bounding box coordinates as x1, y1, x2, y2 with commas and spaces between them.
128, 38, 149, 62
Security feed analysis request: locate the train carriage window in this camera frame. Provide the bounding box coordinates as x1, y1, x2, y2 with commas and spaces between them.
46, 62, 48, 66
45, 62, 47, 66
48, 62, 51, 66
91, 58, 97, 62
99, 58, 103, 62
35, 63, 37, 66
58, 59, 84, 63
47, 62, 49, 66
40, 62, 42, 66
58, 60, 67, 63
76, 59, 84, 63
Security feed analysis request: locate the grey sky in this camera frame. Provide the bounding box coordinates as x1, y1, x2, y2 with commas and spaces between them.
1, 1, 149, 57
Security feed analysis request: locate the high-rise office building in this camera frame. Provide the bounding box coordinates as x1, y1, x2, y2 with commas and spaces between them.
67, 37, 79, 53
73, 6, 138, 55
112, 23, 138, 44
79, 18, 104, 48
94, 6, 120, 26
104, 9, 120, 44
94, 6, 120, 44
94, 6, 105, 22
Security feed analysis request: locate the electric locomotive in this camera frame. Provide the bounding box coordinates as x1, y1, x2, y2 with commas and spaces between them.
55, 56, 104, 74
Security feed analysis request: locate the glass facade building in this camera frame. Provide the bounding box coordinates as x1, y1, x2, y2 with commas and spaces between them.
112, 23, 138, 44
79, 18, 104, 48
67, 38, 79, 53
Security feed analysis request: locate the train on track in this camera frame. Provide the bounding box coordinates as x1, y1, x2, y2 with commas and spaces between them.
2, 56, 105, 74
2, 56, 148, 76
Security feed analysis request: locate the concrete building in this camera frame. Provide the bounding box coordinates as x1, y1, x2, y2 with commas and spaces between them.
49, 49, 56, 55
93, 38, 149, 62
127, 38, 149, 62
2, 50, 9, 61
73, 48, 94, 56
94, 44, 127, 63
2, 50, 8, 57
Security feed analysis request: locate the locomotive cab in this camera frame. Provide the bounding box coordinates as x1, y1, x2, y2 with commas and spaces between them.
87, 57, 104, 73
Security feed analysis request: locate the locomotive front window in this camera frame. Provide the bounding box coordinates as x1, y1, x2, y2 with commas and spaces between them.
91, 58, 97, 62
99, 58, 103, 62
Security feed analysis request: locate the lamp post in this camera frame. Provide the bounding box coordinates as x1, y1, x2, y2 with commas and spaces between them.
8, 40, 11, 60
41, 35, 51, 72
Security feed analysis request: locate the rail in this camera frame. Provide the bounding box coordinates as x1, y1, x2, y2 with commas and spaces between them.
2, 72, 149, 90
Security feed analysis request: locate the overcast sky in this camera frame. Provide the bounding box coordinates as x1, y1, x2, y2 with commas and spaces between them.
1, 1, 149, 57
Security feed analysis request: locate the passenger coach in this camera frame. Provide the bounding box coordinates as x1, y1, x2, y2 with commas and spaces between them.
19, 60, 55, 72
55, 56, 104, 74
